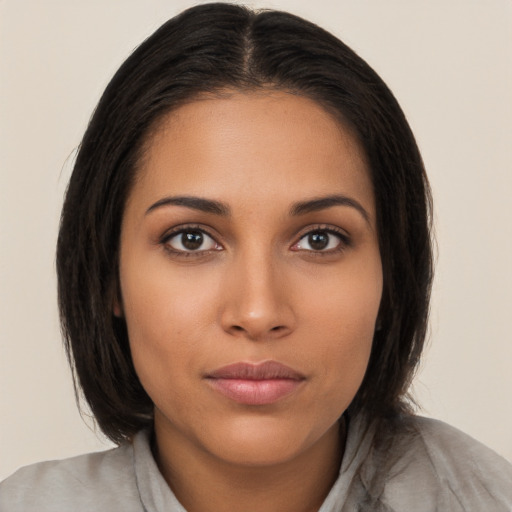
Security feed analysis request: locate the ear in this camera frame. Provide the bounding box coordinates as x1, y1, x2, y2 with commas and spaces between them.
111, 278, 124, 318
113, 296, 124, 317
375, 311, 383, 332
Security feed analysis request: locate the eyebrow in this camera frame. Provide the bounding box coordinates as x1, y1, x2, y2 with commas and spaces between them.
289, 195, 370, 223
146, 196, 230, 216
145, 193, 370, 223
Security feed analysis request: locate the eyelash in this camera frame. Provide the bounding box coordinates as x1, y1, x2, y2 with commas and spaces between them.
159, 224, 351, 258
292, 226, 351, 256
160, 224, 221, 258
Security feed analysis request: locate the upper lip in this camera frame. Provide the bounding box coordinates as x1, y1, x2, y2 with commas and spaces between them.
206, 361, 305, 381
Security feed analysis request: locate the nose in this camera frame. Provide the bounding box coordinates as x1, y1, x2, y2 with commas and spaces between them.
219, 250, 296, 341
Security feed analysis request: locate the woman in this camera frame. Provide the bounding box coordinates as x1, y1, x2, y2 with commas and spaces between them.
1, 3, 511, 511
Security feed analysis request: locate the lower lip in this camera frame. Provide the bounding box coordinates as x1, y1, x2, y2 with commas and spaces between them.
206, 378, 302, 405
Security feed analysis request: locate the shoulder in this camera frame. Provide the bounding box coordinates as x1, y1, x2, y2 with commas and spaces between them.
412, 416, 512, 481
0, 441, 142, 512
383, 415, 512, 511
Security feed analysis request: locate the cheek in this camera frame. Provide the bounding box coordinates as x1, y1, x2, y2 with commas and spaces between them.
301, 257, 382, 388
303, 255, 382, 337
119, 258, 221, 389
122, 257, 217, 337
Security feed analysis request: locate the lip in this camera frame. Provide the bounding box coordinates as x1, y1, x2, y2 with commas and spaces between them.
205, 361, 305, 405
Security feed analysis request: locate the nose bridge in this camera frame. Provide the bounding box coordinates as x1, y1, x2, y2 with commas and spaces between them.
220, 242, 294, 340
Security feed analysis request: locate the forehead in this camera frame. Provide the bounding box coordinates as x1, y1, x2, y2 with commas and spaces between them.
131, 91, 374, 219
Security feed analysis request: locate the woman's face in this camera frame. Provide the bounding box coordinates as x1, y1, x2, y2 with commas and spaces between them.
117, 91, 382, 467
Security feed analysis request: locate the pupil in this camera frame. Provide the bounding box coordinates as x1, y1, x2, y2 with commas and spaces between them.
309, 231, 329, 250
182, 231, 203, 250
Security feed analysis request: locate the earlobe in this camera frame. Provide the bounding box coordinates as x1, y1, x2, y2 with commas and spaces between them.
113, 297, 124, 317
112, 279, 124, 317
375, 313, 383, 332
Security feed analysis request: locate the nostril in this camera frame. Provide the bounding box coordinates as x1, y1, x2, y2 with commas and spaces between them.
229, 324, 287, 337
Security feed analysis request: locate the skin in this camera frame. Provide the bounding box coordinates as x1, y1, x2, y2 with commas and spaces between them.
116, 91, 383, 512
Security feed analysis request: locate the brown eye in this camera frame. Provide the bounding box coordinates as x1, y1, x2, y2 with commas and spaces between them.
182, 231, 203, 250
308, 232, 329, 250
166, 229, 218, 252
293, 229, 347, 252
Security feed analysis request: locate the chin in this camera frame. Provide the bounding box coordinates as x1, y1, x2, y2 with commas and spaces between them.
204, 415, 327, 467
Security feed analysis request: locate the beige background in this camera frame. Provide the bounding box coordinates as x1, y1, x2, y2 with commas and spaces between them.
1, 0, 511, 479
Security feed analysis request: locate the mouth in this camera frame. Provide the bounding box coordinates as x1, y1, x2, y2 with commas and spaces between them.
205, 361, 306, 405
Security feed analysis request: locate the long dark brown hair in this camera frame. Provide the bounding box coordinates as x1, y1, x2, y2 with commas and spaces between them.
57, 3, 433, 446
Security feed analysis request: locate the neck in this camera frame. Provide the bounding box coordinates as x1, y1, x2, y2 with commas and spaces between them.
153, 417, 346, 512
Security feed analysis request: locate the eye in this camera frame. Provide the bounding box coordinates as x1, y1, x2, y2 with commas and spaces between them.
164, 228, 220, 253
292, 228, 349, 253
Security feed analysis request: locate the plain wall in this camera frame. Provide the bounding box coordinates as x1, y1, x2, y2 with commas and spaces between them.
1, 0, 511, 479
